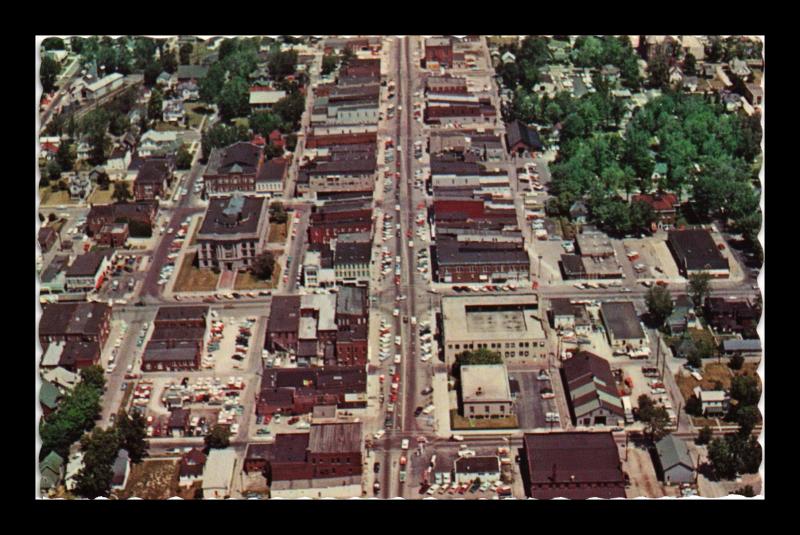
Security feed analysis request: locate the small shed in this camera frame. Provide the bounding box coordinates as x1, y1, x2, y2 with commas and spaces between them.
655, 435, 695, 485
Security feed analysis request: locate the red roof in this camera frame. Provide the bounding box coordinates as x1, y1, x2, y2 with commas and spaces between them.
631, 193, 679, 212
42, 142, 59, 154
250, 85, 274, 92
269, 129, 283, 141
251, 134, 267, 147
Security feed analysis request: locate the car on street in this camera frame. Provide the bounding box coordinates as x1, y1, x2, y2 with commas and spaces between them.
421, 387, 433, 395
401, 439, 409, 450
414, 406, 424, 417
373, 462, 381, 474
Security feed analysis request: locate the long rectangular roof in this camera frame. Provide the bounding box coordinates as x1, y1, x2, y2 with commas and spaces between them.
563, 351, 624, 419
308, 421, 362, 453
668, 229, 729, 272
601, 302, 645, 340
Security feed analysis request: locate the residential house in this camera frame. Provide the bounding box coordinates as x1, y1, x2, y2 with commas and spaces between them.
694, 387, 730, 416
522, 431, 626, 499
138, 130, 180, 158
106, 147, 132, 178
39, 380, 63, 417
178, 81, 200, 101
721, 338, 762, 359
68, 173, 92, 201
460, 364, 514, 420
162, 99, 185, 123
40, 451, 65, 493
562, 351, 625, 427
179, 448, 207, 487
202, 448, 237, 499
569, 200, 589, 224
177, 65, 209, 83
667, 295, 696, 335
249, 87, 287, 113
632, 192, 680, 227
655, 434, 695, 485
704, 297, 760, 337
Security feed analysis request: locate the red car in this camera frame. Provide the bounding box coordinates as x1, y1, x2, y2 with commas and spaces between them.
288, 416, 300, 425
395, 276, 401, 285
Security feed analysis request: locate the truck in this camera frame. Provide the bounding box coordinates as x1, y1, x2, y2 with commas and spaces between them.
621, 395, 634, 424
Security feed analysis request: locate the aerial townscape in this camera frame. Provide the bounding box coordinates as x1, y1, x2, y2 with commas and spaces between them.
37, 35, 763, 500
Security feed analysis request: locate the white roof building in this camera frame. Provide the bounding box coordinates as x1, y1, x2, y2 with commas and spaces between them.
202, 448, 237, 499
249, 89, 287, 107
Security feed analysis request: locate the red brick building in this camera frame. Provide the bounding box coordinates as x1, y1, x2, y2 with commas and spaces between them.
305, 132, 376, 149
203, 142, 265, 195
335, 324, 368, 366
142, 306, 208, 372
256, 367, 367, 417
425, 37, 454, 67
134, 158, 173, 200
39, 301, 112, 349
87, 201, 158, 236
631, 193, 680, 225
308, 200, 373, 245
96, 223, 129, 248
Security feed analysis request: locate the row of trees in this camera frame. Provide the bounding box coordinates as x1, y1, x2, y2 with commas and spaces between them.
39, 366, 106, 461
72, 410, 149, 498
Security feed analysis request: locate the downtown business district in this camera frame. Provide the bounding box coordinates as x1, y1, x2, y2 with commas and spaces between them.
37, 35, 763, 500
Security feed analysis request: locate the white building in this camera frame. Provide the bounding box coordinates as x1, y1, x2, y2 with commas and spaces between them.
202, 448, 237, 499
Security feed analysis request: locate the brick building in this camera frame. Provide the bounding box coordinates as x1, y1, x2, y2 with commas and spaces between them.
134, 158, 173, 200
196, 195, 269, 271
255, 366, 367, 417
96, 223, 129, 248
203, 142, 265, 195
425, 37, 454, 68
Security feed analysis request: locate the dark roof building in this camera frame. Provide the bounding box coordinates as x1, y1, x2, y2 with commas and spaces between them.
177, 65, 209, 81
506, 120, 543, 154
668, 229, 730, 277
39, 301, 112, 348
522, 432, 626, 499
600, 302, 646, 347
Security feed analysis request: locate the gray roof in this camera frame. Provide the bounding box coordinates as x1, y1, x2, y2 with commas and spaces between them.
177, 65, 209, 80
655, 435, 694, 471
722, 339, 762, 352
601, 302, 645, 340
336, 285, 367, 316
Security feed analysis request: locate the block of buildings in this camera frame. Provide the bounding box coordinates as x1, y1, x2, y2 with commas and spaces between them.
255, 157, 289, 195
202, 448, 237, 499
196, 195, 269, 271
704, 297, 760, 337
256, 366, 367, 417
425, 37, 454, 68
454, 456, 501, 484
522, 432, 626, 499
134, 158, 174, 200
460, 364, 514, 420
562, 351, 625, 427
442, 294, 547, 363
142, 306, 208, 372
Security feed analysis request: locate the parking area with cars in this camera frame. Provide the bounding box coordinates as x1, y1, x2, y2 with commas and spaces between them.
621, 236, 681, 281
508, 369, 560, 430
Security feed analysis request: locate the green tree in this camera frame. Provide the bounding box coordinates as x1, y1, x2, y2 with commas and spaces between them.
645, 285, 673, 327
143, 61, 162, 87
199, 63, 226, 103
729, 354, 745, 371
272, 92, 305, 130
176, 144, 193, 170
80, 365, 106, 392
646, 53, 670, 90
251, 251, 276, 281
321, 54, 340, 76
688, 272, 712, 308
55, 141, 75, 172
115, 410, 148, 463
42, 37, 66, 50
735, 405, 760, 436
249, 112, 281, 137
268, 201, 288, 224
730, 375, 761, 407
218, 77, 250, 121
285, 133, 298, 152
45, 160, 62, 182
148, 88, 163, 122
205, 424, 231, 450
73, 426, 121, 499
160, 49, 178, 74
201, 122, 251, 159
112, 182, 132, 203
707, 436, 737, 479
108, 112, 130, 137
88, 131, 110, 166
697, 425, 713, 445
268, 49, 298, 80
40, 55, 61, 93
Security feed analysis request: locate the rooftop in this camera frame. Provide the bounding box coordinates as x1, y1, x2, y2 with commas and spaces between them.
443, 294, 545, 343
308, 421, 363, 453
601, 302, 645, 340
66, 250, 110, 278
655, 434, 694, 471
461, 364, 512, 403
563, 351, 624, 419
198, 195, 266, 237
668, 229, 730, 272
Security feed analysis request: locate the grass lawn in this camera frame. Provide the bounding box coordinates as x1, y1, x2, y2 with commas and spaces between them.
450, 409, 519, 430
234, 265, 281, 290
116, 459, 180, 500
40, 189, 76, 207
87, 186, 115, 205
185, 103, 212, 130
173, 252, 219, 293
232, 117, 250, 129
153, 121, 184, 132
268, 223, 288, 243
675, 361, 760, 403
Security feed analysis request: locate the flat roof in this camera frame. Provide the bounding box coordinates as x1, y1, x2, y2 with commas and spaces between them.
461, 364, 511, 403
576, 229, 615, 257
198, 195, 266, 237
308, 421, 362, 454
443, 295, 545, 343
668, 229, 729, 272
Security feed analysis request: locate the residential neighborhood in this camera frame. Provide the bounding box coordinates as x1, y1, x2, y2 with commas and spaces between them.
37, 35, 762, 500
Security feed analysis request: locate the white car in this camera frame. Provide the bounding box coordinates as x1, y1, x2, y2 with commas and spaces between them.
373, 429, 386, 440
401, 439, 409, 450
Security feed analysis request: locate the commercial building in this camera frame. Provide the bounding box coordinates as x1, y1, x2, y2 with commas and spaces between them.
196, 195, 269, 271
255, 157, 289, 195
65, 250, 113, 293
460, 364, 514, 420
600, 302, 647, 350
296, 157, 377, 196
631, 193, 680, 226
435, 236, 529, 283
307, 199, 373, 245
142, 306, 208, 372
505, 120, 543, 155
562, 351, 625, 427
454, 456, 501, 485
425, 37, 454, 68
202, 448, 237, 499
87, 201, 158, 237
548, 298, 592, 335
39, 301, 112, 349
667, 229, 730, 278
95, 223, 129, 248
442, 294, 547, 363
522, 432, 626, 499
256, 367, 367, 417
333, 241, 371, 285
335, 285, 368, 327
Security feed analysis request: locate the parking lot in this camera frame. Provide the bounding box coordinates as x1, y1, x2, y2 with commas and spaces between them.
508, 370, 558, 430
621, 235, 681, 281
530, 234, 570, 283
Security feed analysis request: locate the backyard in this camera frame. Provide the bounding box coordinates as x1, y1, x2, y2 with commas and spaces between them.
173, 252, 219, 293
115, 459, 180, 500
185, 103, 212, 130
39, 187, 77, 207
87, 185, 116, 205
